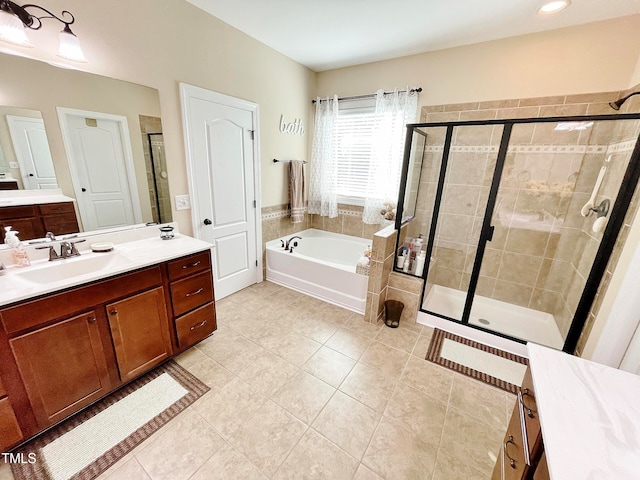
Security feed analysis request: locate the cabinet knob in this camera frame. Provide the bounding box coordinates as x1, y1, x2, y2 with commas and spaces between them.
203, 218, 212, 225
110, 309, 118, 315
87, 316, 96, 323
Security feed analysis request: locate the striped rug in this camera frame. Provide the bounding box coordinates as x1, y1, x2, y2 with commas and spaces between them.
11, 360, 209, 480
426, 329, 528, 394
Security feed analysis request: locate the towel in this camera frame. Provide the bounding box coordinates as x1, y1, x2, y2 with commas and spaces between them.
289, 160, 305, 223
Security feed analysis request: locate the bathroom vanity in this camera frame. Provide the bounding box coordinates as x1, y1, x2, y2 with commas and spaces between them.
492, 343, 640, 480
0, 190, 79, 243
0, 230, 216, 452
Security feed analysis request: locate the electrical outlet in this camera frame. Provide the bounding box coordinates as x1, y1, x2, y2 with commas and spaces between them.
175, 194, 191, 211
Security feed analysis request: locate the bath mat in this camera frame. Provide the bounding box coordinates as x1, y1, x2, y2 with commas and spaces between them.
11, 360, 209, 480
426, 329, 528, 394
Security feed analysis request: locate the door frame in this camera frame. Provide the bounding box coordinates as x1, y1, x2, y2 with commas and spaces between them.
6, 114, 57, 190
179, 83, 263, 285
57, 107, 143, 229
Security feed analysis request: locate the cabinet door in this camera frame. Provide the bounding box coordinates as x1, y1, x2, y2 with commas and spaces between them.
10, 311, 111, 428
0, 397, 23, 451
107, 287, 172, 382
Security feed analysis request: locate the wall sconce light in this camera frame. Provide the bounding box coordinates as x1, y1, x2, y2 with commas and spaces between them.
0, 0, 87, 62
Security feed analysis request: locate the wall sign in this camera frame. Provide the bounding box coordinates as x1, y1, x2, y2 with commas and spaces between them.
279, 115, 305, 136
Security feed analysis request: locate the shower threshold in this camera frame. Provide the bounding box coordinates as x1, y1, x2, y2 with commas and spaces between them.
421, 285, 564, 351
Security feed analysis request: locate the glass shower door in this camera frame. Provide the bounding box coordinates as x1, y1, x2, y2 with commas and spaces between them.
467, 118, 640, 349
420, 123, 504, 321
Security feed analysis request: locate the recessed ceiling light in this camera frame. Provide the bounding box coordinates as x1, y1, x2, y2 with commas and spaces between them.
538, 1, 571, 14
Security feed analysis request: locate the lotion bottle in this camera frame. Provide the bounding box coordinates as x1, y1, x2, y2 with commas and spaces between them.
5, 227, 31, 267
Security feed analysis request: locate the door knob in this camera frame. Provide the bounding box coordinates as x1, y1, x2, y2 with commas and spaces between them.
203, 218, 212, 225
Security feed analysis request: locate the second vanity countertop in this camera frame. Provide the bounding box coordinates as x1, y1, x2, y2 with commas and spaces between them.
528, 343, 640, 480
0, 233, 213, 307
0, 188, 76, 207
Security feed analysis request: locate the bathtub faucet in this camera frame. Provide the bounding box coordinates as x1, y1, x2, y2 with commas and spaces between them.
285, 235, 302, 251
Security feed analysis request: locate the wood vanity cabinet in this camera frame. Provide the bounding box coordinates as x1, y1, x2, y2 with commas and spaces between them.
168, 251, 217, 349
0, 249, 216, 449
492, 367, 547, 480
39, 202, 79, 236
9, 310, 111, 429
0, 377, 23, 452
0, 202, 79, 243
107, 287, 172, 382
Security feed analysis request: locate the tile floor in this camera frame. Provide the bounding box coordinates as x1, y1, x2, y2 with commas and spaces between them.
0, 281, 514, 480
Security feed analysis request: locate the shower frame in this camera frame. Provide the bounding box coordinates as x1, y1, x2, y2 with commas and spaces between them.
394, 112, 640, 353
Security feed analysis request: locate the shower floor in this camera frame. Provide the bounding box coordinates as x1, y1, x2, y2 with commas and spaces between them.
421, 285, 564, 350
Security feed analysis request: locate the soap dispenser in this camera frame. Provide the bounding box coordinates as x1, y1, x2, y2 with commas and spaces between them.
4, 227, 31, 267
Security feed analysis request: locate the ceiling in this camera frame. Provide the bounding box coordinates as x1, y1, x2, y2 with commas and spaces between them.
185, 0, 640, 72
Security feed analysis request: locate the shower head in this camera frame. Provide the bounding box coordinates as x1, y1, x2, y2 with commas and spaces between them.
609, 91, 640, 110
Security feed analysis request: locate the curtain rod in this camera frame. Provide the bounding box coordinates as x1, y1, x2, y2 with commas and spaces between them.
312, 87, 422, 104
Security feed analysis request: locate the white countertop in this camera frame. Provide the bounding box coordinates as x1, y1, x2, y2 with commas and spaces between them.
0, 188, 75, 206
0, 233, 213, 306
528, 343, 640, 480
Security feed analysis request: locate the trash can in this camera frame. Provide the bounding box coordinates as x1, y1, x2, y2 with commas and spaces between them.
384, 300, 404, 328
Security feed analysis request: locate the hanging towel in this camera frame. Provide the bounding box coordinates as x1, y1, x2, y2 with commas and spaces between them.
289, 160, 305, 223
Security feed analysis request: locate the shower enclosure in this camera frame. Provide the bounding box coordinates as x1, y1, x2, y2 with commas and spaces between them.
395, 113, 640, 352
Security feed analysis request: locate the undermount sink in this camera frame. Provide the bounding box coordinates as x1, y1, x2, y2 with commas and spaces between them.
12, 251, 134, 285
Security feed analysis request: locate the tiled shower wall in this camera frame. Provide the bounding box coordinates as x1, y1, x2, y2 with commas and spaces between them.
409, 88, 640, 338
139, 115, 171, 224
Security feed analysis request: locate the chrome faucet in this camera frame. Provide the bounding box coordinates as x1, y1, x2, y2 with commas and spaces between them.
45, 231, 56, 241
36, 239, 86, 261
284, 235, 302, 251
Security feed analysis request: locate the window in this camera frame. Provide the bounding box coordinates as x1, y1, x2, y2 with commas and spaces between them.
333, 100, 406, 206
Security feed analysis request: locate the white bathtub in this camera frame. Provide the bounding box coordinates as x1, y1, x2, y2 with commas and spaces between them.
266, 229, 370, 313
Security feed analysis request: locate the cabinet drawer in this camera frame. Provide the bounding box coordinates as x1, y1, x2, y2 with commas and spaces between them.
533, 452, 550, 480
0, 205, 37, 220
175, 302, 216, 349
521, 368, 542, 460
167, 251, 211, 281
0, 397, 23, 451
171, 271, 214, 316
38, 202, 75, 215
502, 397, 528, 480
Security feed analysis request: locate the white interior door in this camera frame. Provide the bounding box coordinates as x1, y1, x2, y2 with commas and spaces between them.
58, 108, 142, 231
180, 84, 261, 300
6, 115, 57, 189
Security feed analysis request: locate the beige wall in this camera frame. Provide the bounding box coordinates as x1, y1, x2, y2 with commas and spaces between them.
317, 15, 640, 106
0, 0, 316, 236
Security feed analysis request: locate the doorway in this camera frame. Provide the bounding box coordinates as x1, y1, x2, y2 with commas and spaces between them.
6, 115, 57, 190
57, 107, 143, 231
180, 83, 262, 300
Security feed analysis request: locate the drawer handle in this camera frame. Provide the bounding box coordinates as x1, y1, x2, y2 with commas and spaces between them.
505, 435, 518, 469
522, 388, 537, 418
190, 320, 207, 331
185, 288, 204, 297
182, 261, 201, 269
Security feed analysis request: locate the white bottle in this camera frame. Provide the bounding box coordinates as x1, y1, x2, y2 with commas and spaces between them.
402, 255, 410, 273
414, 251, 426, 277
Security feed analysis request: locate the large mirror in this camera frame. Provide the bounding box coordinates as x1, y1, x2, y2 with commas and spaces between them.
0, 52, 172, 241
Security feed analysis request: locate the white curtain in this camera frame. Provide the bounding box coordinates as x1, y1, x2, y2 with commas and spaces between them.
362, 88, 418, 224
308, 95, 339, 218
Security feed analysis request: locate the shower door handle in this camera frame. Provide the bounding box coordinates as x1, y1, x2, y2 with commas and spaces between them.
484, 225, 495, 242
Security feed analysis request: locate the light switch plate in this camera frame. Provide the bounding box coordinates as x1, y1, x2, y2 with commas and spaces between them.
9, 162, 19, 169
175, 194, 191, 210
